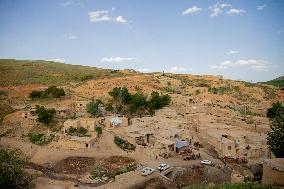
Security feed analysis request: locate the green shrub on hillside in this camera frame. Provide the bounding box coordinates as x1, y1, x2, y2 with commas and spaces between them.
67, 126, 90, 137
35, 105, 55, 125
0, 148, 33, 189
114, 136, 135, 151
29, 85, 65, 100
27, 132, 54, 145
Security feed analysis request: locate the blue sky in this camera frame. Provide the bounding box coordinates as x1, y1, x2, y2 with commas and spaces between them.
0, 0, 283, 82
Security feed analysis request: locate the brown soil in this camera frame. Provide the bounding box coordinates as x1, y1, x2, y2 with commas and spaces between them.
53, 156, 97, 174
131, 177, 176, 189
51, 156, 135, 175
102, 155, 136, 170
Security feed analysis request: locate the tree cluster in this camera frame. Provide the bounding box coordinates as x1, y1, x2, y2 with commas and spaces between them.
35, 105, 55, 125
87, 98, 103, 117
0, 148, 33, 189
107, 87, 170, 116
29, 85, 65, 100
266, 102, 284, 158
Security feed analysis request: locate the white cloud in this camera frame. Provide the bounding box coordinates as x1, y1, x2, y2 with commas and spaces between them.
220, 4, 232, 9
221, 60, 234, 66
227, 50, 239, 55
256, 5, 266, 11
100, 57, 136, 63
88, 11, 112, 22
115, 16, 127, 24
182, 6, 202, 15
210, 65, 228, 69
209, 3, 223, 17
210, 59, 271, 71
170, 66, 188, 73
88, 10, 128, 24
227, 9, 246, 16
209, 3, 245, 17
51, 58, 66, 63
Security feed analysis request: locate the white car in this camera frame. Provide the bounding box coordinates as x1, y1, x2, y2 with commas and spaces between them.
141, 167, 155, 176
200, 160, 213, 166
158, 164, 170, 171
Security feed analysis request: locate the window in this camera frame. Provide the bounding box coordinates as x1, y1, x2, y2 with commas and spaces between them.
228, 146, 231, 150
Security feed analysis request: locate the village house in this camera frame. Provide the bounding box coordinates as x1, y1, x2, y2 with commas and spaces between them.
63, 117, 105, 133
262, 158, 284, 185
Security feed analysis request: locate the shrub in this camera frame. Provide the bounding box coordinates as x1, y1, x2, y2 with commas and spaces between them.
114, 136, 135, 151
147, 91, 171, 111
35, 105, 55, 125
29, 86, 65, 100
29, 90, 45, 99
67, 126, 90, 137
27, 132, 54, 145
267, 102, 284, 158
87, 99, 102, 117
105, 102, 114, 112
267, 102, 284, 118
80, 74, 94, 81
0, 148, 33, 189
95, 126, 102, 137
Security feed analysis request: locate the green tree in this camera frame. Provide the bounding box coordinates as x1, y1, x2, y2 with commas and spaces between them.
95, 126, 103, 137
0, 148, 33, 189
129, 92, 147, 116
45, 86, 65, 98
267, 102, 284, 158
35, 105, 55, 125
267, 101, 284, 118
87, 99, 101, 117
108, 87, 131, 104
147, 91, 170, 110
29, 90, 44, 99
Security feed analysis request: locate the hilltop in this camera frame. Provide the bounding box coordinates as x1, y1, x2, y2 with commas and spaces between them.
262, 76, 284, 89
0, 59, 125, 86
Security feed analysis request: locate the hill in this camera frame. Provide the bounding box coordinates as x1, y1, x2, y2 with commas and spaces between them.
0, 59, 124, 86
262, 76, 284, 89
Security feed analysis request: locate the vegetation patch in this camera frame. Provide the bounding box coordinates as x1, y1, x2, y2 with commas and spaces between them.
114, 136, 136, 152
107, 87, 170, 116
29, 85, 65, 100
0, 148, 33, 189
90, 156, 136, 182
27, 132, 55, 145
35, 105, 56, 125
0, 59, 124, 86
67, 126, 91, 137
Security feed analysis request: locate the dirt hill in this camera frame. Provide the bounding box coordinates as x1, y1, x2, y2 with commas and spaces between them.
0, 59, 125, 87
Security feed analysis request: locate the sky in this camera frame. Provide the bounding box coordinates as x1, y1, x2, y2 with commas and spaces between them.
0, 0, 283, 82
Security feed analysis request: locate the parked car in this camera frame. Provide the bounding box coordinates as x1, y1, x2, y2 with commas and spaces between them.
158, 163, 170, 171
200, 160, 214, 166
141, 167, 155, 176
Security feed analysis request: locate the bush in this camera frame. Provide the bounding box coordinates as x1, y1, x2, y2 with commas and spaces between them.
0, 148, 33, 189
114, 136, 135, 151
29, 90, 45, 99
27, 132, 54, 145
29, 86, 65, 100
147, 91, 170, 111
267, 102, 284, 158
267, 102, 284, 118
87, 99, 102, 117
67, 126, 90, 137
95, 126, 102, 137
80, 74, 94, 81
35, 105, 55, 125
